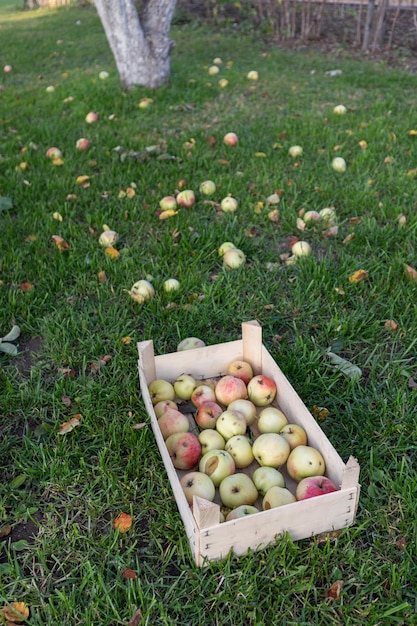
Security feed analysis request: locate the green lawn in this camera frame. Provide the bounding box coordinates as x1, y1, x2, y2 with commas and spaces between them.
1, 2, 417, 624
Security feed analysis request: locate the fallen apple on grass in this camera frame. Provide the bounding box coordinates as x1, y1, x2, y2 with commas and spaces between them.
85, 111, 99, 123
289, 145, 303, 157
295, 475, 338, 500
3, 65, 12, 73
176, 189, 195, 208
223, 132, 238, 147
223, 248, 246, 270
129, 279, 155, 303
159, 196, 177, 211
332, 157, 346, 172
218, 241, 237, 257
208, 65, 220, 75
98, 230, 118, 247
220, 196, 238, 213
163, 278, 180, 293
333, 104, 347, 114
247, 70, 259, 81
46, 147, 62, 160
165, 431, 201, 470
199, 180, 216, 195
76, 138, 90, 151
180, 471, 216, 505
219, 473, 258, 509
291, 241, 311, 257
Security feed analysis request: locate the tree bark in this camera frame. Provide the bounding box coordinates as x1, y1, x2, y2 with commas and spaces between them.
94, 0, 177, 89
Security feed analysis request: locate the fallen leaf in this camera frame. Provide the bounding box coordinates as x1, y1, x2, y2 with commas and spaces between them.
122, 568, 137, 579
132, 422, 147, 430
327, 351, 362, 380
268, 209, 279, 222
98, 270, 107, 283
348, 216, 362, 224
57, 367, 75, 378
128, 608, 143, 626
126, 187, 136, 199
311, 405, 330, 421
52, 235, 69, 251
19, 282, 34, 291
159, 209, 178, 220
58, 415, 81, 435
76, 175, 90, 187
121, 336, 131, 345
53, 212, 63, 221
0, 524, 12, 538
1, 325, 21, 342
24, 234, 37, 242
105, 246, 120, 259
342, 233, 354, 244
405, 264, 417, 283
296, 217, 306, 230
61, 395, 72, 407
408, 377, 417, 391
2, 602, 30, 623
90, 354, 112, 374
384, 319, 398, 331
326, 580, 343, 600
52, 158, 64, 166
348, 269, 368, 283
114, 512, 132, 533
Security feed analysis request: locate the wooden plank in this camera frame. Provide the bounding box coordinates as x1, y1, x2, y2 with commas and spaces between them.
242, 320, 263, 374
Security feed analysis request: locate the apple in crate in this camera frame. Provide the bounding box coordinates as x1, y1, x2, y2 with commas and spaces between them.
177, 337, 206, 351
252, 466, 285, 496
198, 429, 226, 453
227, 399, 257, 426
199, 449, 235, 486
148, 379, 176, 405
286, 445, 326, 481
165, 432, 201, 470
252, 433, 290, 468
157, 409, 190, 440
257, 407, 288, 433
215, 375, 247, 406
226, 505, 259, 521
153, 400, 178, 418
173, 373, 198, 400
225, 435, 254, 468
180, 471, 216, 505
279, 423, 308, 450
195, 401, 223, 429
262, 486, 296, 510
226, 360, 253, 385
247, 375, 277, 406
219, 473, 258, 509
216, 409, 247, 440
191, 384, 217, 408
295, 476, 338, 501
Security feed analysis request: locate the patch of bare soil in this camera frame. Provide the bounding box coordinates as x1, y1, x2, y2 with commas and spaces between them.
14, 336, 45, 378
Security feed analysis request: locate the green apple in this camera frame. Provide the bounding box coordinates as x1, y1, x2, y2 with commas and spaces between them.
252, 466, 285, 496
262, 486, 296, 510
180, 471, 216, 505
252, 433, 290, 468
257, 407, 288, 433
173, 373, 197, 400
219, 473, 258, 509
286, 445, 325, 481
225, 435, 254, 468
198, 429, 226, 454
226, 505, 259, 521
148, 379, 176, 405
199, 449, 235, 486
216, 409, 247, 440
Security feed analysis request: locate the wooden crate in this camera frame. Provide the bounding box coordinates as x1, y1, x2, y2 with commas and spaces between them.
137, 320, 360, 566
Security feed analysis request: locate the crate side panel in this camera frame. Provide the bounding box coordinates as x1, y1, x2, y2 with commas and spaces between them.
198, 488, 358, 562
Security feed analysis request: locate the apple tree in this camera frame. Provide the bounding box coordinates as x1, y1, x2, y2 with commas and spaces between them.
93, 0, 178, 89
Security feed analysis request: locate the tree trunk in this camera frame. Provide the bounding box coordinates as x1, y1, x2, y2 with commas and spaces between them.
94, 0, 177, 89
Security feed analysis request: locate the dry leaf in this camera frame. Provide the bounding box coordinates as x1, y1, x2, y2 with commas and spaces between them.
405, 264, 417, 283
105, 246, 120, 259
296, 217, 306, 230
121, 336, 132, 345
58, 367, 75, 378
384, 319, 398, 331
132, 422, 147, 430
25, 234, 37, 242
122, 568, 137, 579
268, 209, 279, 222
52, 235, 69, 251
159, 209, 178, 220
348, 269, 368, 283
348, 216, 362, 224
326, 580, 343, 600
76, 175, 90, 185
126, 187, 136, 199
0, 525, 12, 538
311, 405, 330, 421
342, 233, 354, 244
58, 415, 81, 435
61, 395, 72, 407
98, 270, 107, 283
52, 157, 64, 166
408, 377, 417, 391
19, 282, 34, 291
114, 512, 132, 533
128, 608, 143, 626
322, 225, 338, 237
2, 602, 30, 623
53, 212, 63, 221
90, 355, 112, 374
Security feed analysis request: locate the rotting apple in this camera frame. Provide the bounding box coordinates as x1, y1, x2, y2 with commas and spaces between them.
247, 70, 259, 81
76, 138, 90, 151
247, 374, 277, 406
153, 399, 178, 418
226, 505, 259, 521
159, 196, 177, 211
216, 409, 248, 440
199, 180, 216, 195
220, 196, 238, 213
157, 408, 190, 440
46, 147, 62, 160
252, 466, 285, 496
288, 145, 303, 157
223, 248, 246, 270
195, 401, 223, 429
208, 65, 220, 75
333, 104, 347, 114
130, 279, 155, 303
165, 431, 201, 470
219, 473, 258, 509
262, 486, 296, 510
176, 189, 195, 208
252, 433, 290, 468
173, 373, 197, 400
199, 449, 236, 486
99, 230, 119, 247
257, 407, 288, 433
85, 111, 99, 123
225, 435, 254, 468
303, 210, 320, 224
215, 375, 248, 406
218, 241, 236, 257
191, 384, 217, 408
198, 429, 226, 453
279, 423, 308, 450
332, 157, 346, 172
291, 241, 311, 257
286, 445, 326, 481
227, 399, 257, 426
295, 475, 338, 501
164, 278, 180, 293
148, 379, 176, 405
223, 132, 238, 147
180, 471, 216, 505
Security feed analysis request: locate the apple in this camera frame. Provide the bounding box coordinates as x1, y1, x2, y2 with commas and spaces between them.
99, 71, 109, 80
45, 85, 55, 93
46, 147, 62, 160
218, 241, 236, 257
303, 210, 320, 223
195, 401, 223, 429
226, 360, 253, 385
165, 432, 201, 470
153, 399, 178, 418
199, 180, 216, 195
139, 97, 153, 109
219, 473, 258, 509
226, 505, 259, 521
332, 157, 346, 172
286, 445, 326, 481
180, 471, 216, 505
208, 65, 220, 75
3, 65, 12, 73
225, 435, 254, 468
247, 70, 259, 81
223, 248, 246, 270
76, 138, 90, 151
130, 279, 155, 302
262, 486, 296, 510
216, 409, 247, 440
279, 423, 308, 450
333, 104, 347, 115
227, 399, 257, 426
219, 79, 229, 88
176, 190, 195, 208
198, 429, 226, 453
98, 230, 119, 246
215, 375, 247, 406
223, 132, 238, 147
85, 111, 99, 123
177, 337, 206, 351
213, 57, 222, 65
319, 207, 336, 226
220, 197, 238, 213
160, 196, 177, 211
291, 241, 311, 257
173, 373, 197, 400
252, 433, 290, 468
252, 466, 285, 496
199, 449, 235, 486
247, 375, 277, 406
289, 145, 303, 157
191, 384, 217, 408
257, 407, 288, 433
295, 476, 338, 501
157, 408, 190, 439
164, 278, 180, 293
148, 379, 176, 405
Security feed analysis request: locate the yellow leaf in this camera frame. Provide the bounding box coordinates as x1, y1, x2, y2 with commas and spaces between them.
19, 161, 29, 170
98, 270, 107, 283
121, 336, 132, 345
58, 415, 81, 435
105, 246, 120, 259
254, 152, 266, 158
405, 263, 417, 283
114, 512, 132, 533
52, 235, 70, 251
53, 212, 63, 221
384, 319, 398, 331
407, 168, 417, 177
159, 209, 178, 220
408, 129, 417, 136
2, 602, 30, 622
348, 269, 368, 283
52, 158, 64, 166
76, 175, 90, 184
358, 140, 368, 150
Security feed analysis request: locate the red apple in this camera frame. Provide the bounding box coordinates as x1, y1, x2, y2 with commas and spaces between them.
226, 360, 253, 385
157, 408, 190, 440
247, 375, 277, 406
176, 189, 195, 208
159, 196, 177, 211
46, 147, 62, 160
165, 432, 201, 470
215, 375, 247, 406
195, 401, 223, 429
223, 132, 238, 147
85, 111, 99, 123
295, 476, 338, 501
76, 138, 90, 151
191, 384, 217, 408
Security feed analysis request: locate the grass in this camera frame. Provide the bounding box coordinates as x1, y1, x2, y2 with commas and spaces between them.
1, 0, 417, 623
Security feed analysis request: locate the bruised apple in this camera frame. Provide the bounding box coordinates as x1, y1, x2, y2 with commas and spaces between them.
216, 409, 247, 440
199, 449, 235, 486
195, 401, 223, 429
180, 471, 216, 505
247, 375, 277, 406
295, 476, 338, 501
165, 432, 201, 470
226, 360, 253, 385
153, 400, 178, 418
